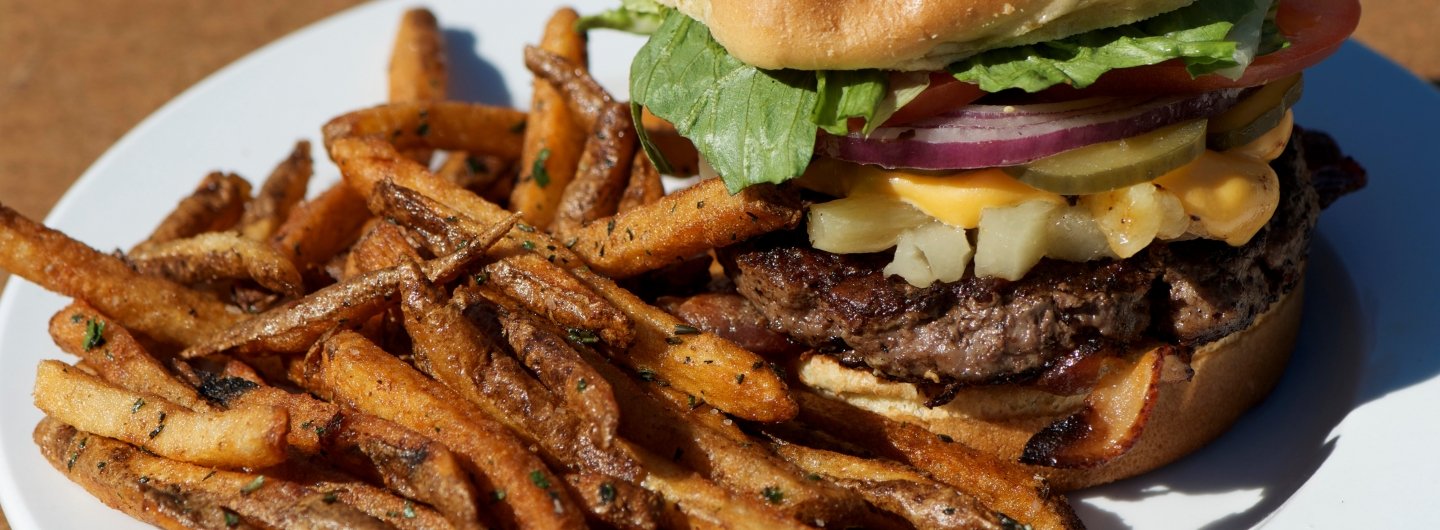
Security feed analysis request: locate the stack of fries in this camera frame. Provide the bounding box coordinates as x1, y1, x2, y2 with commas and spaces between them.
2, 8, 1085, 529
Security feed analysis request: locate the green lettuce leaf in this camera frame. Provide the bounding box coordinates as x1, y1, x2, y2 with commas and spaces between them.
576, 0, 667, 34
950, 0, 1274, 92
812, 70, 889, 135
630, 11, 819, 192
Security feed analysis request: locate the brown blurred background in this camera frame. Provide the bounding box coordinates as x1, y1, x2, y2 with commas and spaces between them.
0, 0, 1436, 526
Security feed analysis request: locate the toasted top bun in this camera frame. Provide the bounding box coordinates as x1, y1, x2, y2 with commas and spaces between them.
658, 0, 1197, 70
798, 280, 1305, 491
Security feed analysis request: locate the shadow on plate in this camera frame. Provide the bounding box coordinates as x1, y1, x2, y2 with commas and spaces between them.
444, 29, 511, 106
1070, 235, 1365, 529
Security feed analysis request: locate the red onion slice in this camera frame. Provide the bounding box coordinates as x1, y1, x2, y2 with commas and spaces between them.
818, 89, 1247, 170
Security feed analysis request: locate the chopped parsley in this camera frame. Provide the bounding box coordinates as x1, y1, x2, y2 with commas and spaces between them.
761, 486, 784, 504
529, 470, 551, 489
82, 318, 106, 351
240, 476, 266, 495
598, 482, 617, 505
567, 328, 600, 345
531, 148, 552, 188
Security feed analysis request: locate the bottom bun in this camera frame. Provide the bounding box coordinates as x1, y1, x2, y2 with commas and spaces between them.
798, 280, 1305, 491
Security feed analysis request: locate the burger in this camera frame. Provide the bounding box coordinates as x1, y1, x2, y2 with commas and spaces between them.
583, 0, 1368, 489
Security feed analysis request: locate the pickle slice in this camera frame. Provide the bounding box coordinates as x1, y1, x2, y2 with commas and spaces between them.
1207, 74, 1303, 150
1002, 119, 1207, 196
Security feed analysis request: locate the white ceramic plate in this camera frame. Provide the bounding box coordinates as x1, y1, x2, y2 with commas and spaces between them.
1, 1, 1437, 528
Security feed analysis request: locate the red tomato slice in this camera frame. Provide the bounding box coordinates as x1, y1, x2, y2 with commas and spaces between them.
1069, 0, 1361, 94
881, 73, 986, 126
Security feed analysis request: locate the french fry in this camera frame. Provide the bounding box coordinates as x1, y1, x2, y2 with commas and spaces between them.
344, 220, 425, 279
436, 152, 508, 193
328, 131, 795, 422
389, 7, 447, 165
336, 413, 485, 530
793, 391, 1085, 530
388, 8, 447, 105
624, 441, 809, 530
576, 342, 863, 526
481, 253, 633, 347
522, 46, 612, 130
617, 150, 664, 214
211, 375, 484, 530
130, 231, 305, 297
135, 171, 252, 252
0, 203, 243, 346
270, 181, 372, 278
49, 302, 211, 412
312, 331, 586, 530
551, 103, 636, 236
182, 213, 515, 358
33, 418, 402, 530
511, 8, 589, 229
213, 383, 341, 455
397, 260, 634, 477
474, 291, 622, 447
766, 438, 1010, 530
33, 360, 288, 469
563, 471, 660, 530
311, 480, 457, 530
322, 101, 528, 161
575, 267, 797, 423
239, 140, 313, 241
570, 178, 803, 279
367, 180, 632, 346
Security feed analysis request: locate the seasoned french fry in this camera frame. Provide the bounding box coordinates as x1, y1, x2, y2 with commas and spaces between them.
570, 178, 803, 279
344, 220, 425, 279
617, 150, 665, 214
522, 46, 612, 130
135, 171, 252, 252
367, 180, 632, 346
624, 441, 809, 530
551, 103, 636, 236
130, 231, 305, 297
389, 8, 447, 105
476, 291, 622, 443
575, 267, 797, 423
322, 101, 528, 161
767, 438, 1009, 530
793, 391, 1085, 530
336, 413, 485, 530
49, 302, 211, 412
563, 471, 660, 530
34, 417, 399, 530
511, 8, 589, 229
482, 253, 633, 346
33, 360, 288, 469
312, 331, 586, 530
0, 203, 243, 346
575, 341, 863, 526
328, 133, 795, 422
436, 152, 508, 193
239, 140, 313, 241
182, 213, 515, 358
398, 260, 634, 477
390, 7, 447, 165
312, 480, 457, 530
270, 181, 372, 277
216, 383, 340, 455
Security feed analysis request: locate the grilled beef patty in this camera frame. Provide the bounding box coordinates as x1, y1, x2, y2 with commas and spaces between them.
719, 129, 1363, 385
